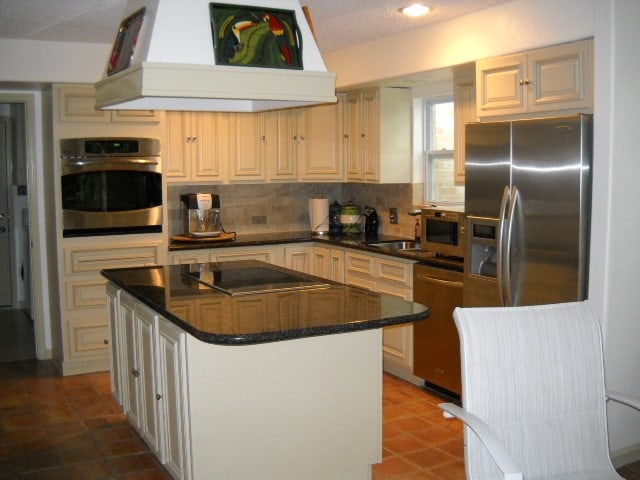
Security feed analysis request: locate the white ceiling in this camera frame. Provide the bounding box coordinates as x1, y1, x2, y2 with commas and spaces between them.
0, 0, 511, 53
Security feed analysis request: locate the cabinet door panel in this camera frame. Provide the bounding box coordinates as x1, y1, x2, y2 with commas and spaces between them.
165, 112, 191, 179
476, 54, 526, 115
121, 297, 141, 429
528, 40, 591, 112
299, 100, 344, 180
137, 306, 162, 458
158, 320, 191, 480
229, 113, 265, 181
195, 112, 226, 180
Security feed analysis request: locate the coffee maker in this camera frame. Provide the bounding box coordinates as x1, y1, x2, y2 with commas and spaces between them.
180, 193, 222, 237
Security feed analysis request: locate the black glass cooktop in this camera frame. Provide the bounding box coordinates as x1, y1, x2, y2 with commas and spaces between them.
183, 261, 330, 296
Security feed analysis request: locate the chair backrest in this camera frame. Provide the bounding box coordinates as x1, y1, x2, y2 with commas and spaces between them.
454, 301, 613, 478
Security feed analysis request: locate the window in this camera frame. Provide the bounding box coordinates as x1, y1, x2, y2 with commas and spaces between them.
424, 98, 464, 205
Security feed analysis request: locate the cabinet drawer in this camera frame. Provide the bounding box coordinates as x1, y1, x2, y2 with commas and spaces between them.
66, 244, 160, 274
68, 319, 109, 357
66, 278, 108, 310
376, 259, 412, 287
212, 249, 272, 263
345, 252, 375, 277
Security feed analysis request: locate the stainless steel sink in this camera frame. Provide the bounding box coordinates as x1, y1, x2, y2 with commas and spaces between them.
366, 240, 420, 250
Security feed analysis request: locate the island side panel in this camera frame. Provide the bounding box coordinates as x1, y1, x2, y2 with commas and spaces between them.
185, 329, 383, 480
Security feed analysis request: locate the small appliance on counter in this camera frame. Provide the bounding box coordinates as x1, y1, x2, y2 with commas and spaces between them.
308, 197, 330, 235
340, 201, 362, 235
364, 206, 378, 236
180, 193, 222, 237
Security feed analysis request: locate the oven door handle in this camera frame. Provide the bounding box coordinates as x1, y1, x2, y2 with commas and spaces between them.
64, 158, 159, 166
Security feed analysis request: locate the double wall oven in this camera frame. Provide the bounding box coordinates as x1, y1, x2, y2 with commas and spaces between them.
61, 138, 163, 237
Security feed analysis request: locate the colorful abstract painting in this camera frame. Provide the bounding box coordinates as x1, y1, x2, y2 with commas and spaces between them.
210, 3, 303, 69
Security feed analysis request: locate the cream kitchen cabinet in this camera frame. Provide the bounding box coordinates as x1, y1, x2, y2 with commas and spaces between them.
453, 69, 476, 182
263, 99, 344, 182
110, 287, 192, 479
59, 241, 162, 376
56, 84, 160, 123
476, 39, 593, 118
169, 244, 283, 267
263, 109, 300, 181
284, 243, 314, 273
344, 87, 412, 183
311, 245, 345, 283
157, 316, 191, 480
344, 250, 419, 383
164, 111, 227, 182
228, 112, 266, 182
298, 98, 344, 181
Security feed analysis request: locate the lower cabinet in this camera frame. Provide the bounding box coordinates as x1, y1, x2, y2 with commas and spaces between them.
311, 245, 345, 282
108, 283, 380, 480
109, 286, 192, 480
343, 251, 422, 385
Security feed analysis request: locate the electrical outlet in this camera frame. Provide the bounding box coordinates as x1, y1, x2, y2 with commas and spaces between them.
389, 208, 398, 224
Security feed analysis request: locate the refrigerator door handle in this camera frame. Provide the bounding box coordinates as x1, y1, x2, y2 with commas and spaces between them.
503, 185, 520, 306
497, 186, 510, 306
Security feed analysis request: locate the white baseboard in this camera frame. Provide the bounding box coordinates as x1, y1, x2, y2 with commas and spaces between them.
382, 360, 424, 386
611, 443, 640, 468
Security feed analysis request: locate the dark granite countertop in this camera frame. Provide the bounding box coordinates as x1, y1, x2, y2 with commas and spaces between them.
169, 231, 463, 272
102, 260, 430, 346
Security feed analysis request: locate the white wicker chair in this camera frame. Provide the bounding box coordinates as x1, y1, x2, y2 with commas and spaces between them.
439, 301, 640, 480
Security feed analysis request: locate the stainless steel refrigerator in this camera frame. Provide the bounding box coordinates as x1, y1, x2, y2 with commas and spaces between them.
464, 115, 592, 307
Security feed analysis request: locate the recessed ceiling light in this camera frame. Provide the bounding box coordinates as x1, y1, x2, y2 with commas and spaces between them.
400, 4, 431, 17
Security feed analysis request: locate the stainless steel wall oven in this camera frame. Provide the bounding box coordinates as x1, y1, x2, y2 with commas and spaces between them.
61, 138, 162, 237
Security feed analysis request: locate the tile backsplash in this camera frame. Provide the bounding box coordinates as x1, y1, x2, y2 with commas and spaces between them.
167, 183, 418, 238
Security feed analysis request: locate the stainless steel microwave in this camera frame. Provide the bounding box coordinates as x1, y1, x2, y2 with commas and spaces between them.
60, 137, 163, 237
420, 207, 466, 258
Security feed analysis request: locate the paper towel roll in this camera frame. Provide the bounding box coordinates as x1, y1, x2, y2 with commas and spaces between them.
308, 198, 330, 234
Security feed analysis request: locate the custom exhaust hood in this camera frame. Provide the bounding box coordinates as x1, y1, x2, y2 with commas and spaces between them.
95, 0, 336, 112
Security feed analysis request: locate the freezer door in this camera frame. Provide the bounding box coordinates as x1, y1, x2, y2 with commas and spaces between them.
464, 121, 511, 218
509, 115, 591, 306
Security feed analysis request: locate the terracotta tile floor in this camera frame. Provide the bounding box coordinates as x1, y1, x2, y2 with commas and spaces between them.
1, 360, 639, 479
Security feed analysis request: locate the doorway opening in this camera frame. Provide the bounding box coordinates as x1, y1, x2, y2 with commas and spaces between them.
0, 102, 34, 362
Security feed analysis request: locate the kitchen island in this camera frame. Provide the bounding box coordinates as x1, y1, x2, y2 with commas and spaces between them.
102, 260, 429, 480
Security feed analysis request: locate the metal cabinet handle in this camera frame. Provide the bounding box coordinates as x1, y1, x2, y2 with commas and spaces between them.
0, 213, 7, 220
519, 79, 532, 86
299, 135, 305, 140
131, 368, 140, 377
103, 339, 109, 345
156, 393, 162, 401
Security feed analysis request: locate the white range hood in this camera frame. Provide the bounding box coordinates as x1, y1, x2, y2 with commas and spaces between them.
95, 0, 336, 112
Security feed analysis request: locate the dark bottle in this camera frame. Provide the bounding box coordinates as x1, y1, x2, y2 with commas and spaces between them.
329, 200, 342, 234
364, 206, 379, 236
414, 219, 421, 242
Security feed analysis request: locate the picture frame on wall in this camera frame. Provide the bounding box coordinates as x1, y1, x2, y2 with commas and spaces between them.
107, 7, 146, 76
209, 3, 303, 69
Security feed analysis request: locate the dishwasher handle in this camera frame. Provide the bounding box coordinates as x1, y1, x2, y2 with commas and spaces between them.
415, 273, 463, 289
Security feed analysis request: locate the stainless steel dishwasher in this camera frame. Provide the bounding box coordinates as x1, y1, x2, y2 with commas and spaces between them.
412, 261, 463, 398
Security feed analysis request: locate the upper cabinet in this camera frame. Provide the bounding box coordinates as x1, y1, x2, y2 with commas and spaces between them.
344, 88, 412, 183
164, 111, 228, 182
476, 39, 593, 119
57, 84, 161, 124
263, 97, 345, 182
228, 112, 266, 182
298, 97, 345, 182
453, 69, 476, 183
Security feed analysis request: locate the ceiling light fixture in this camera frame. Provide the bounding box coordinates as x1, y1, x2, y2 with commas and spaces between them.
400, 4, 430, 17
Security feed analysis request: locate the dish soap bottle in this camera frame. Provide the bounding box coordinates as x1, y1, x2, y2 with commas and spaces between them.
414, 218, 421, 243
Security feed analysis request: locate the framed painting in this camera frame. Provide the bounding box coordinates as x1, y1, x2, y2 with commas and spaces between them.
209, 3, 303, 69
107, 7, 146, 76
